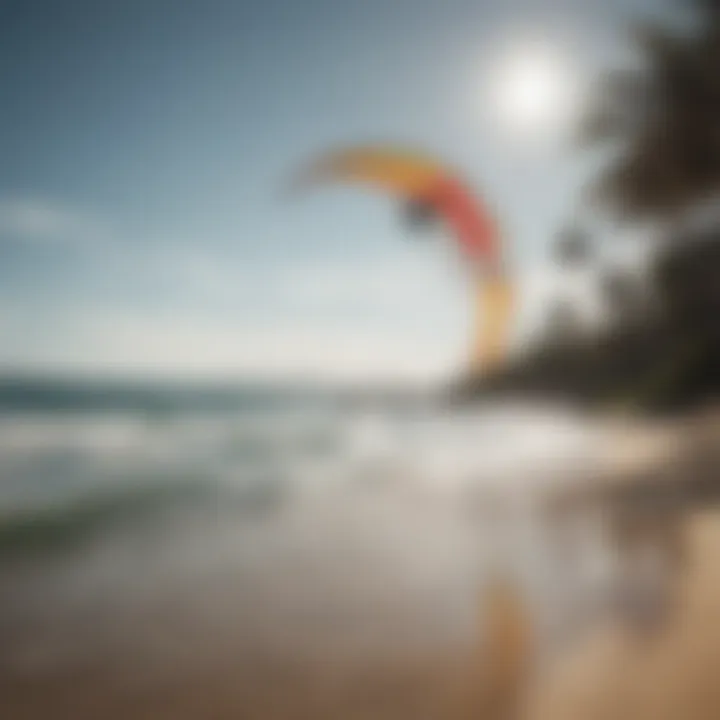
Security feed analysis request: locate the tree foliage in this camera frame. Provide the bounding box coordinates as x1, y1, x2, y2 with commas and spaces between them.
581, 2, 720, 221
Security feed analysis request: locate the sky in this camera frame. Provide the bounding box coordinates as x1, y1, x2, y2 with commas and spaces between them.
0, 0, 678, 382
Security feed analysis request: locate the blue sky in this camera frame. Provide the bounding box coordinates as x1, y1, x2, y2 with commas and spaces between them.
0, 0, 676, 381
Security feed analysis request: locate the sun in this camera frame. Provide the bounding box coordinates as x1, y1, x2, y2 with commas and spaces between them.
490, 40, 579, 139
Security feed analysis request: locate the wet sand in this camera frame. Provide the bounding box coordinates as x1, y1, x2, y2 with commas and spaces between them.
528, 512, 720, 720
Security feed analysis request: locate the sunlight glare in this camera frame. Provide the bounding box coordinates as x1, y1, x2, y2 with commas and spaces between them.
491, 40, 579, 139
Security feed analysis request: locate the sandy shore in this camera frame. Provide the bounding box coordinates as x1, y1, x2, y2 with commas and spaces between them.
528, 511, 720, 720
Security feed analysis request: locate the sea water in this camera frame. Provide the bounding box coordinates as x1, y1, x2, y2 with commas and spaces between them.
0, 378, 622, 676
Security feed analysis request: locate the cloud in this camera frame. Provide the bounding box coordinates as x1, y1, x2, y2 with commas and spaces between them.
0, 240, 472, 381
269, 252, 466, 328
0, 196, 608, 381
0, 233, 604, 381
0, 197, 113, 246
0, 305, 459, 382
0, 261, 602, 383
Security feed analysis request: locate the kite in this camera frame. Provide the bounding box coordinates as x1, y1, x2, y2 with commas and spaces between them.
288, 145, 514, 373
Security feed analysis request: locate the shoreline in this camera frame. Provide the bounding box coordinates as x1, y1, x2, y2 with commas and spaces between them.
1, 410, 719, 718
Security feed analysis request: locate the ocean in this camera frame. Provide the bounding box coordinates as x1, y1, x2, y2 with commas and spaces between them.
0, 376, 625, 699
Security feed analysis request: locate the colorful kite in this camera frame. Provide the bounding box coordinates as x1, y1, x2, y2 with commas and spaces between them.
289, 145, 515, 373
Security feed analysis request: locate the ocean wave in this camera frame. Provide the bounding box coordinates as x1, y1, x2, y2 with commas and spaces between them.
0, 482, 200, 557
0, 472, 294, 559
0, 381, 609, 564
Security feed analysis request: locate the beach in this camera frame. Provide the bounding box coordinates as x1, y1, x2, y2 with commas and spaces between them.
529, 511, 720, 720
0, 386, 718, 719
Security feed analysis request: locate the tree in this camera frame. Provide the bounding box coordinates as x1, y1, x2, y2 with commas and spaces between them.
580, 1, 720, 223
599, 265, 647, 324
543, 301, 585, 347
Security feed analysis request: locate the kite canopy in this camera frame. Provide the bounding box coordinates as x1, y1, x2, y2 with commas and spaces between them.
290, 145, 502, 269
288, 144, 513, 373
